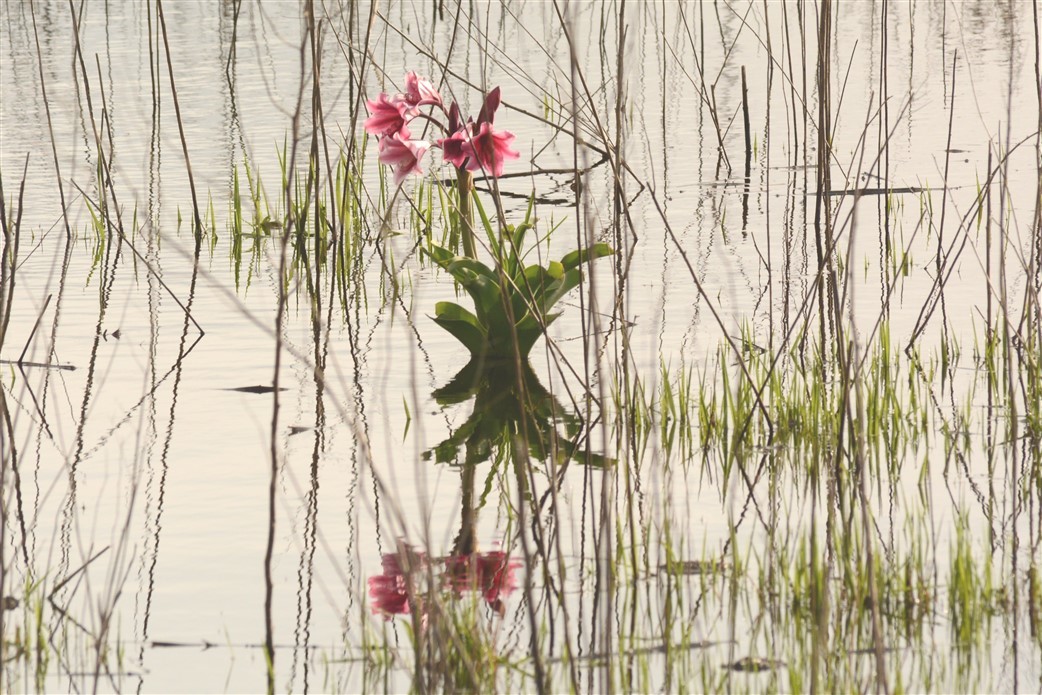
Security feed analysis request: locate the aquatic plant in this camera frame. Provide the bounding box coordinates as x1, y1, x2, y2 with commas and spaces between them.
366, 72, 612, 360
424, 196, 612, 360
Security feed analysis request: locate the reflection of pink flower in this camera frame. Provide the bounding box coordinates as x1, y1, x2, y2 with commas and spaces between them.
368, 570, 410, 615
378, 128, 430, 186
368, 546, 520, 619
364, 93, 412, 137
444, 551, 521, 614
368, 550, 427, 619
404, 71, 443, 108
462, 122, 519, 178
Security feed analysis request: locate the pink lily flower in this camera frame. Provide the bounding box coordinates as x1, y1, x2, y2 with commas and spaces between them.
436, 102, 469, 167
437, 127, 470, 168
364, 93, 413, 137
476, 86, 501, 126
404, 71, 443, 108
462, 121, 519, 178
378, 127, 430, 185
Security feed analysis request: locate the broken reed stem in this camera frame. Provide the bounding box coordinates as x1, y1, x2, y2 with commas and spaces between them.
741, 64, 752, 228
986, 148, 994, 396
18, 295, 52, 365
741, 65, 752, 167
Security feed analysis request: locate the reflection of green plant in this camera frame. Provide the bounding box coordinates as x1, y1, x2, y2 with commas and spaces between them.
424, 196, 612, 360
424, 358, 611, 469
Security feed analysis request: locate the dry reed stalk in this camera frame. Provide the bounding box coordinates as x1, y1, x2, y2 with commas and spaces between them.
155, 0, 203, 239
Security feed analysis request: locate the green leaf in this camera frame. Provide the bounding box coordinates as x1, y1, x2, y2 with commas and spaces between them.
471, 191, 499, 257
511, 312, 561, 356
507, 194, 536, 273
426, 249, 502, 326
522, 264, 555, 300
427, 220, 613, 360
541, 268, 583, 312
445, 257, 497, 282
423, 244, 456, 267
560, 243, 614, 272
456, 272, 502, 326
510, 221, 532, 257
432, 302, 488, 356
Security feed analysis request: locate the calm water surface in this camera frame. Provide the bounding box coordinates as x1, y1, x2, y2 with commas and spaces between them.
1, 1, 1040, 692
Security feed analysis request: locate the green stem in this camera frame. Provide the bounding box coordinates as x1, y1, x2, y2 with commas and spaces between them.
457, 167, 476, 259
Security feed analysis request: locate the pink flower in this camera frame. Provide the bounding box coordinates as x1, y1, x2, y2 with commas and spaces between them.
378, 127, 429, 185
404, 71, 443, 108
476, 87, 502, 126
436, 102, 469, 168
437, 127, 470, 168
364, 93, 413, 137
462, 121, 519, 178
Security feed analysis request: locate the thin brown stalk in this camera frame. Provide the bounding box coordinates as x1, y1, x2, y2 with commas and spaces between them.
0, 155, 28, 351
155, 0, 203, 239
29, 1, 72, 241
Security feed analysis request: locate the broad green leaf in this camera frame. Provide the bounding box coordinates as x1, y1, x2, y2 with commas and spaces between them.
423, 244, 455, 267
509, 266, 555, 330
510, 221, 532, 259
522, 264, 555, 300
459, 273, 503, 326
425, 246, 499, 292
445, 257, 496, 281
432, 302, 487, 356
513, 312, 561, 356
484, 288, 515, 344
560, 243, 614, 272
516, 311, 561, 334
541, 268, 583, 312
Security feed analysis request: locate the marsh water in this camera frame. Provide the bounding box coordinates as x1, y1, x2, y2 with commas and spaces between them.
2, 1, 1041, 692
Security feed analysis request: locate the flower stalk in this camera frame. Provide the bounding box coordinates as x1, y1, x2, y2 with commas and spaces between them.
456, 166, 476, 259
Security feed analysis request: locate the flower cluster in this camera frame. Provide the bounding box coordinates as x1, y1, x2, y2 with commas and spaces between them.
364, 71, 519, 185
